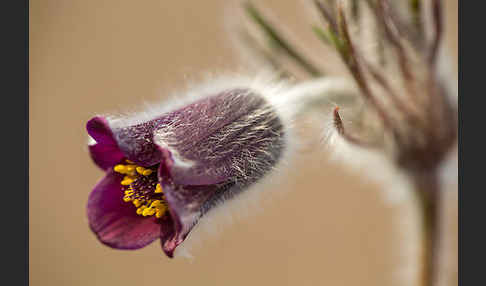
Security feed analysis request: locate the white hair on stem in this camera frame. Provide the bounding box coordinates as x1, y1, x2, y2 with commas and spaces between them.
322, 115, 424, 286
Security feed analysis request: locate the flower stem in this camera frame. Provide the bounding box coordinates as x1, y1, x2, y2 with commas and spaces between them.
414, 171, 441, 286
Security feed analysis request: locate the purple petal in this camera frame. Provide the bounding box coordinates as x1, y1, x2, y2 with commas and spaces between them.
158, 183, 221, 257
158, 215, 179, 258
111, 120, 163, 167
87, 170, 160, 249
151, 89, 285, 256
155, 145, 227, 187
86, 117, 124, 170
87, 116, 117, 145
88, 144, 125, 171
157, 150, 221, 257
153, 89, 280, 186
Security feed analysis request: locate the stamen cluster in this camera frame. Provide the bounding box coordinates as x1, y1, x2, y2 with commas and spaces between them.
113, 160, 167, 218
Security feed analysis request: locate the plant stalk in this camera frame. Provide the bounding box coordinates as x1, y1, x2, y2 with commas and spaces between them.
414, 171, 441, 286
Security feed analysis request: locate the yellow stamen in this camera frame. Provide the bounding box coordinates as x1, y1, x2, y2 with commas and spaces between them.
114, 164, 127, 173
126, 165, 136, 172
132, 199, 142, 207
121, 179, 133, 186
142, 207, 155, 216
136, 205, 146, 215
142, 169, 153, 176
155, 205, 167, 218
150, 200, 162, 208
117, 161, 165, 218
154, 183, 163, 193
136, 166, 145, 175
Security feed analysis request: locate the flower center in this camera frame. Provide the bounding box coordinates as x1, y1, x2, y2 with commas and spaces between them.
113, 160, 167, 218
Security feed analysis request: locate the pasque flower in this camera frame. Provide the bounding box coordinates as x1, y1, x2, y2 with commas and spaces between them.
86, 73, 353, 257
86, 75, 354, 257
86, 81, 292, 257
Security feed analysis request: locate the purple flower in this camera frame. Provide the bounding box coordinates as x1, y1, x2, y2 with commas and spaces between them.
86, 86, 288, 257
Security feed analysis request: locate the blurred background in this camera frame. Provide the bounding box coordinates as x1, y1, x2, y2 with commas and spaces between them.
30, 1, 457, 286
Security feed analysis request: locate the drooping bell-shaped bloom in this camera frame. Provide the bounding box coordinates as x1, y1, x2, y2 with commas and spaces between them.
86, 79, 299, 257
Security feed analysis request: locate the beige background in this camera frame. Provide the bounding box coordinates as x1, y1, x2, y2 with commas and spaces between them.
30, 1, 457, 286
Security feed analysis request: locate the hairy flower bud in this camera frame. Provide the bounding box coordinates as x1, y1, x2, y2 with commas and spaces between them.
86, 77, 298, 257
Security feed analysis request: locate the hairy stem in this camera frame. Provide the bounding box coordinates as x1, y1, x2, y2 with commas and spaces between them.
414, 171, 441, 286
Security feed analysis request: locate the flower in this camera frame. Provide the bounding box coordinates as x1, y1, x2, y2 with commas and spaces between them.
86, 79, 297, 257
85, 69, 358, 257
